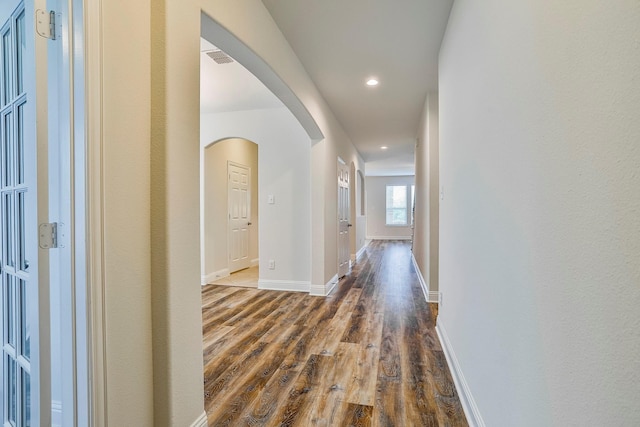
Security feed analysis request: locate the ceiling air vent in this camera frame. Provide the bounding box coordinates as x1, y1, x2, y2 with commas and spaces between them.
206, 50, 234, 64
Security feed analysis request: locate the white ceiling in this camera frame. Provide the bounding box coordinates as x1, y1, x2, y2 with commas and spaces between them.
200, 38, 283, 114
201, 2, 453, 175
262, 0, 454, 176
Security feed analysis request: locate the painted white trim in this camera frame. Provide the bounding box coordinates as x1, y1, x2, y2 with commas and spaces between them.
324, 274, 339, 296
258, 280, 310, 293
52, 400, 63, 426
309, 283, 325, 296
429, 291, 441, 303
411, 254, 440, 303
436, 322, 486, 427
412, 253, 430, 302
355, 241, 369, 260
310, 274, 339, 297
366, 235, 412, 241
189, 411, 208, 427
250, 258, 259, 267
85, 0, 108, 425
201, 268, 230, 286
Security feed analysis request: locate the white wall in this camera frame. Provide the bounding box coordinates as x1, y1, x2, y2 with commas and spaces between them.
438, 1, 640, 426
365, 176, 414, 240
202, 138, 258, 281
413, 93, 439, 293
201, 108, 311, 288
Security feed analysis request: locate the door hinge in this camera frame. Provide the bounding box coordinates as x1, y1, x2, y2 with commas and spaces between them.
35, 9, 56, 40
39, 222, 58, 249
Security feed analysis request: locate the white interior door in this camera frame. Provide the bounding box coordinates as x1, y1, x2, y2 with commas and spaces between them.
228, 162, 251, 273
0, 0, 50, 425
338, 160, 350, 278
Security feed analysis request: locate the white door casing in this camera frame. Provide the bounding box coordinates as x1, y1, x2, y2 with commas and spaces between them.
228, 162, 251, 273
337, 160, 350, 278
48, 0, 89, 424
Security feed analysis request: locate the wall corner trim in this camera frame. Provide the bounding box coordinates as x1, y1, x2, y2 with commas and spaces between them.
189, 411, 208, 427
310, 274, 339, 296
435, 321, 486, 427
411, 253, 439, 303
258, 280, 310, 293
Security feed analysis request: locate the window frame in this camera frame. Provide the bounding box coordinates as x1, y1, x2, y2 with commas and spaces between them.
385, 184, 413, 226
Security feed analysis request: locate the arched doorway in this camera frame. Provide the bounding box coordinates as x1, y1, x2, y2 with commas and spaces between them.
201, 138, 259, 286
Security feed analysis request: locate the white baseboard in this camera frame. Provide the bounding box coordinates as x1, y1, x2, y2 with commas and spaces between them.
429, 290, 441, 303
411, 254, 440, 303
355, 241, 369, 260
201, 268, 230, 286
258, 280, 310, 293
310, 274, 338, 296
190, 411, 208, 427
411, 253, 430, 302
366, 235, 412, 241
250, 258, 259, 267
309, 283, 325, 296
325, 273, 339, 296
52, 400, 62, 427
435, 322, 485, 427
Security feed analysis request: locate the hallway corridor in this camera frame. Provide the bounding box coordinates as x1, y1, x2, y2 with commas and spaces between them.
201, 241, 467, 426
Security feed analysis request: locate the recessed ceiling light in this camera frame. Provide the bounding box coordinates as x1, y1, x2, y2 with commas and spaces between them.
366, 78, 379, 86
381, 146, 388, 150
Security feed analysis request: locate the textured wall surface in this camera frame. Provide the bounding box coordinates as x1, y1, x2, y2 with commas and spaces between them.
438, 0, 640, 425
102, 0, 154, 425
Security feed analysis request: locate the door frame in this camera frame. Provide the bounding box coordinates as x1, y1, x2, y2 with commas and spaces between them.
83, 0, 107, 425
44, 0, 96, 425
227, 161, 251, 274
337, 157, 350, 278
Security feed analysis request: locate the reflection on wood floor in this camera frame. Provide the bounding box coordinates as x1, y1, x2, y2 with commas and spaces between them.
201, 240, 468, 426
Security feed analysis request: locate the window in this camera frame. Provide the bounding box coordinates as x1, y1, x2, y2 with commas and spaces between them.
386, 185, 408, 225
385, 184, 415, 226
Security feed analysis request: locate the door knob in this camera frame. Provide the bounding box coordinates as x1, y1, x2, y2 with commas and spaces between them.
347, 224, 353, 227
248, 222, 252, 226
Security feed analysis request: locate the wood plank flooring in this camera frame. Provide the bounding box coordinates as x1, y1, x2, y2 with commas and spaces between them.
201, 240, 468, 426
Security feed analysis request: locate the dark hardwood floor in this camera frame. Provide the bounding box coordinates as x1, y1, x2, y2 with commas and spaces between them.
201, 240, 468, 426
